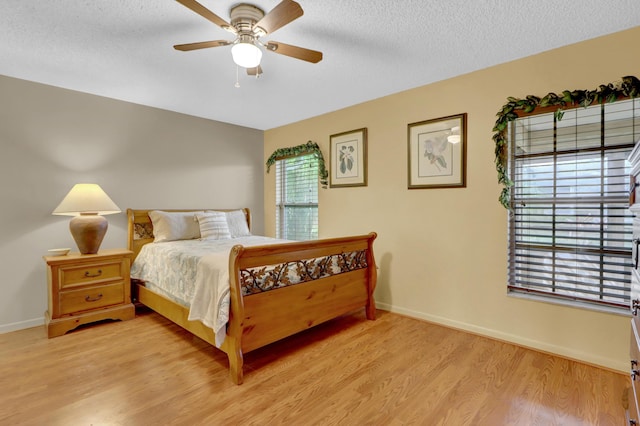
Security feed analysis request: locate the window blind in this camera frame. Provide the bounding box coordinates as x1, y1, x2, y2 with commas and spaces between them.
275, 153, 319, 240
508, 98, 640, 308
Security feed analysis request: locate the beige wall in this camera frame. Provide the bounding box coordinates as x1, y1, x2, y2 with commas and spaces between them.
0, 75, 264, 331
264, 26, 640, 372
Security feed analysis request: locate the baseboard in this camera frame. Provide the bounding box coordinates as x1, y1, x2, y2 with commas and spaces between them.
375, 301, 627, 374
0, 317, 44, 334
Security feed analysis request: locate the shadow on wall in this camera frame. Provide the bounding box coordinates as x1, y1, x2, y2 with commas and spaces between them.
374, 252, 393, 307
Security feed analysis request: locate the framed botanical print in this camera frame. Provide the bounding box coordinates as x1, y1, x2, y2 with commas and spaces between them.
408, 113, 467, 189
330, 128, 368, 188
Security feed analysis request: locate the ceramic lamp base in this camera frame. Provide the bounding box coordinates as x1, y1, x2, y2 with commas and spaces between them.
69, 213, 108, 254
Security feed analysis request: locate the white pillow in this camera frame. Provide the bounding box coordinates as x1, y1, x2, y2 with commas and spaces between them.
149, 210, 203, 242
226, 210, 251, 238
196, 211, 231, 240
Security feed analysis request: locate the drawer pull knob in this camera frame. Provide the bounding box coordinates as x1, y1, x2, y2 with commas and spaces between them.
84, 269, 102, 278
634, 299, 640, 316
633, 359, 638, 368
85, 293, 103, 302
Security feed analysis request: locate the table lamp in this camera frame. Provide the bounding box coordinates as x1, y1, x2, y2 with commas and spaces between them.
52, 183, 121, 254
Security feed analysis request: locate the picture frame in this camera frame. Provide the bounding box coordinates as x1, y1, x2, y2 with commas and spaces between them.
408, 113, 467, 189
330, 128, 368, 188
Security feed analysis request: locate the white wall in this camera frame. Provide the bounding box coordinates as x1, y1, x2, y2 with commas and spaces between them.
0, 75, 264, 332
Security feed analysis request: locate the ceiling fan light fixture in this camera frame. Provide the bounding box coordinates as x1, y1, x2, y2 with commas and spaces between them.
174, 1, 323, 74
231, 41, 262, 68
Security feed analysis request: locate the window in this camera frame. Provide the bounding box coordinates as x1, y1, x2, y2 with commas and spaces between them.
508, 98, 640, 309
275, 153, 319, 240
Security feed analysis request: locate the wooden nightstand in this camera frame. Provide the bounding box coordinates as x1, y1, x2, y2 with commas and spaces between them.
44, 248, 135, 338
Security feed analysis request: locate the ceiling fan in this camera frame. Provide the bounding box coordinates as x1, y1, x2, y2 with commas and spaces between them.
173, 0, 323, 76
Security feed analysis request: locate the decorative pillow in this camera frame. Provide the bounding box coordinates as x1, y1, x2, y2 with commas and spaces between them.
196, 211, 231, 240
149, 210, 203, 242
226, 210, 251, 238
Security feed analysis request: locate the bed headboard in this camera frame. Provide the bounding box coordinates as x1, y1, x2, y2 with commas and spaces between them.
126, 208, 251, 260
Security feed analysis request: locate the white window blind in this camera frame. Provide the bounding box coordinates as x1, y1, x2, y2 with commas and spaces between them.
508, 98, 640, 308
275, 153, 319, 240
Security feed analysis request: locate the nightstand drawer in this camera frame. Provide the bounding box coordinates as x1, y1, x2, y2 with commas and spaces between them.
58, 261, 124, 289
59, 282, 125, 315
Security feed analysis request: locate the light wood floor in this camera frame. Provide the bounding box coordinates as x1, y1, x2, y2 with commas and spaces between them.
0, 308, 628, 425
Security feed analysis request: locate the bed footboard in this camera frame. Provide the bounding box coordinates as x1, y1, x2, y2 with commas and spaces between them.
224, 233, 377, 384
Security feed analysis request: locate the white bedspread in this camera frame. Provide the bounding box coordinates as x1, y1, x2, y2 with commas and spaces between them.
131, 236, 288, 347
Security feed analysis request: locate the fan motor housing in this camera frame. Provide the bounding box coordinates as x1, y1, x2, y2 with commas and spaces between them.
230, 4, 265, 35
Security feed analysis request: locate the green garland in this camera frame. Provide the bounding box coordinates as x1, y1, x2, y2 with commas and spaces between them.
266, 141, 329, 188
494, 75, 640, 210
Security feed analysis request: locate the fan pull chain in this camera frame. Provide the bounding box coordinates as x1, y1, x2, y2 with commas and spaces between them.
235, 65, 240, 88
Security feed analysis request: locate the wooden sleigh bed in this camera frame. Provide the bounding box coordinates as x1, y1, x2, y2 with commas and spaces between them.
127, 208, 377, 384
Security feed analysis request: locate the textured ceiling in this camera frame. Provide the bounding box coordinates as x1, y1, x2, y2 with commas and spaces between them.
1, 1, 639, 130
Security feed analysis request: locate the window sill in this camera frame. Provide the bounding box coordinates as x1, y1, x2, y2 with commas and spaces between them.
507, 291, 630, 318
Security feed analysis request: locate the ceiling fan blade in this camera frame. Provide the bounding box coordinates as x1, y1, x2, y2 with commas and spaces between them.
266, 41, 322, 63
246, 66, 263, 76
254, 0, 303, 35
175, 0, 235, 33
174, 40, 231, 51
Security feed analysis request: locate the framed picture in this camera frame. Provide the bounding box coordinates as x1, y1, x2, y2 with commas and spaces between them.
408, 113, 467, 189
330, 128, 368, 188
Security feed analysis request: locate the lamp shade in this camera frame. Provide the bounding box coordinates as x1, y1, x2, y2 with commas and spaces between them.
231, 42, 262, 68
52, 184, 120, 216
